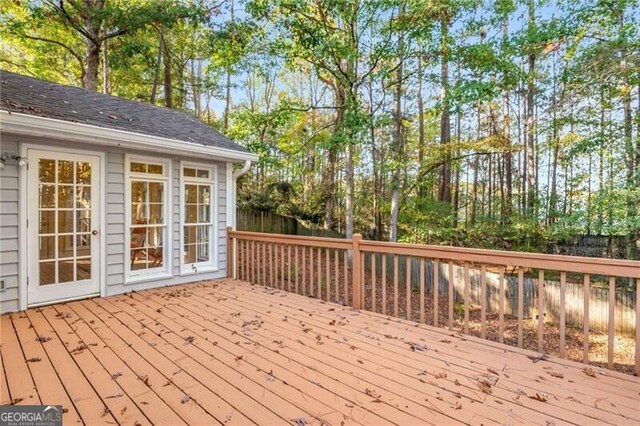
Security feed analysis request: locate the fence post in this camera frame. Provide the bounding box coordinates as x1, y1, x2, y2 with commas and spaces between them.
226, 226, 234, 279
352, 234, 363, 309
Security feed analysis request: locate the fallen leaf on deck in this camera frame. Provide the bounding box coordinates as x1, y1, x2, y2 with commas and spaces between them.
530, 393, 549, 402
477, 378, 493, 394
139, 375, 150, 387
181, 395, 191, 404
546, 371, 564, 379
408, 342, 428, 351
35, 335, 51, 343
291, 417, 309, 426
111, 372, 123, 380
365, 388, 382, 402
26, 357, 41, 363
582, 367, 597, 378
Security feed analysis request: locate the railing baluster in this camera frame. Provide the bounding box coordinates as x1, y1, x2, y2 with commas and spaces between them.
246, 240, 250, 282
464, 263, 470, 335
393, 255, 399, 318
518, 267, 524, 348
287, 245, 292, 292
301, 246, 306, 296
343, 250, 348, 305
433, 259, 438, 326
608, 276, 615, 369
309, 246, 314, 296
406, 256, 411, 320
264, 242, 268, 286
499, 269, 505, 343
480, 265, 487, 339
238, 239, 242, 281
538, 270, 545, 352
381, 254, 387, 316
294, 246, 299, 294
254, 240, 258, 284
583, 274, 590, 363
559, 271, 566, 358
372, 253, 377, 313
281, 244, 285, 290
635, 278, 639, 376
317, 247, 322, 299
325, 248, 330, 302
448, 262, 454, 331
360, 251, 365, 307
271, 242, 275, 287
334, 250, 339, 303
419, 258, 425, 324
251, 240, 255, 284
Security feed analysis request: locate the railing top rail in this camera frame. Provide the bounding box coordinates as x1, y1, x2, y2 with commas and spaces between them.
228, 229, 353, 250
358, 240, 640, 278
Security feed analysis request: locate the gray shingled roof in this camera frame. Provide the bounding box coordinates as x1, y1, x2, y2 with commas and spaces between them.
0, 70, 249, 153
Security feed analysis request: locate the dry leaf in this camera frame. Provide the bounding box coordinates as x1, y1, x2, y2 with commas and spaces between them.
530, 393, 549, 402
547, 371, 564, 379
582, 367, 597, 378
181, 395, 191, 404
291, 417, 309, 426
365, 388, 382, 402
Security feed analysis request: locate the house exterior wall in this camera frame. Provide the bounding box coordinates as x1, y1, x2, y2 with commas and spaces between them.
0, 133, 230, 313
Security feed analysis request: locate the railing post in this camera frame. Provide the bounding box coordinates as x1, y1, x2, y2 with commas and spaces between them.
226, 226, 234, 279
352, 234, 362, 310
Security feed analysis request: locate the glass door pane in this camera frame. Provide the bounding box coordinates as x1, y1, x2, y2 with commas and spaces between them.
38, 158, 92, 285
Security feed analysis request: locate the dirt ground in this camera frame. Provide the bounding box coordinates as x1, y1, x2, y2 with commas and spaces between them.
238, 242, 637, 375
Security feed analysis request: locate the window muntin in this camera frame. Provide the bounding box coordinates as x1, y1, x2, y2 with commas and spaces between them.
181, 164, 216, 272
126, 158, 170, 278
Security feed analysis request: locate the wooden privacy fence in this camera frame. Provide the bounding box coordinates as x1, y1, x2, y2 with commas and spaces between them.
226, 228, 640, 375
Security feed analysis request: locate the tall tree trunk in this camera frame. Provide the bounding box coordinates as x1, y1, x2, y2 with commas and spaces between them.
417, 55, 426, 199
389, 8, 405, 242
223, 0, 235, 131
102, 38, 110, 94
438, 16, 452, 203
525, 0, 536, 217
84, 40, 100, 91
502, 14, 513, 221
345, 143, 355, 238
150, 27, 164, 104
163, 35, 173, 108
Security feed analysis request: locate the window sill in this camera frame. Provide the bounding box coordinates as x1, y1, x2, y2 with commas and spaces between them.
180, 265, 219, 276
125, 272, 173, 285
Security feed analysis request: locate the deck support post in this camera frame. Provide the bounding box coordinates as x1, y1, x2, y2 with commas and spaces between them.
226, 226, 234, 279
352, 234, 363, 309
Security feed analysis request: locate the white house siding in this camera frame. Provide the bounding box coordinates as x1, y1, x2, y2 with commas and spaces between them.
0, 137, 20, 313
0, 134, 231, 313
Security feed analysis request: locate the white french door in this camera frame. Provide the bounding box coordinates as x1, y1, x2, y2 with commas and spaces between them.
27, 149, 101, 305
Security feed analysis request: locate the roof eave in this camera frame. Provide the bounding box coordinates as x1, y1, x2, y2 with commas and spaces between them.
0, 110, 258, 163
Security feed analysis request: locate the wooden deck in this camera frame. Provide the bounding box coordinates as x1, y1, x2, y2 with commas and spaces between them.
2, 279, 640, 425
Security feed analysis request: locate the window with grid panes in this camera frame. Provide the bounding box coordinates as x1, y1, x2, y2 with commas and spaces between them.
126, 158, 170, 278
181, 165, 216, 272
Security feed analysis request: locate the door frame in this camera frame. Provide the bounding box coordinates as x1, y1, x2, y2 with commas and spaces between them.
19, 143, 107, 310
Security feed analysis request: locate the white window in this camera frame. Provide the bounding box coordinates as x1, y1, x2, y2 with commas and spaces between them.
181, 163, 217, 274
125, 156, 171, 281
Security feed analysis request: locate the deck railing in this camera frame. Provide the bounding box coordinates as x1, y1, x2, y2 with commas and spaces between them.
227, 228, 640, 375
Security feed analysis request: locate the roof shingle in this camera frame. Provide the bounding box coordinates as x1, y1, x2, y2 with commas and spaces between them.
0, 70, 249, 153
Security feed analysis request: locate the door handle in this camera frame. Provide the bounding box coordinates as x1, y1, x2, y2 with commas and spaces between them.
92, 230, 99, 236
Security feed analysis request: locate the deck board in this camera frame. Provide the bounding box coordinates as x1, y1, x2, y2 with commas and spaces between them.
2, 278, 639, 425
202, 282, 639, 423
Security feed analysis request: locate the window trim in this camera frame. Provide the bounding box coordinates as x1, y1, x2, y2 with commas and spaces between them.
179, 161, 218, 275
124, 154, 172, 283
